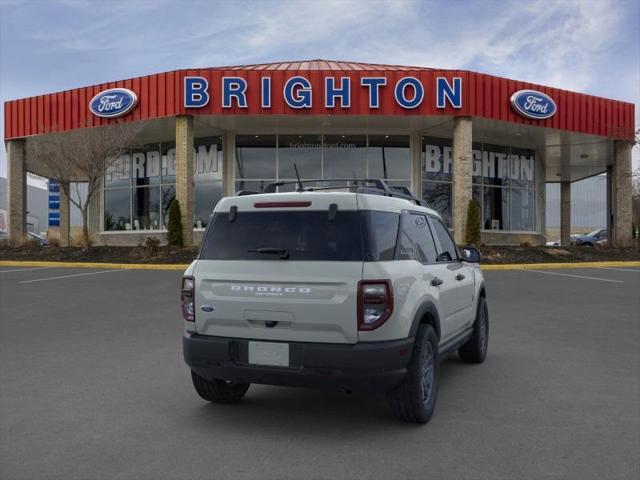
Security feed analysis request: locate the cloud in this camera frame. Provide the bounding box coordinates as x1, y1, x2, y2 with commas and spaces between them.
1, 0, 638, 174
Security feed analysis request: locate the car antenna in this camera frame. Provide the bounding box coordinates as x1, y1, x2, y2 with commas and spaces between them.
293, 163, 303, 192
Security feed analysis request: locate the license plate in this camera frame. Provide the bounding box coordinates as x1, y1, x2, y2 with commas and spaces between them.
248, 341, 289, 367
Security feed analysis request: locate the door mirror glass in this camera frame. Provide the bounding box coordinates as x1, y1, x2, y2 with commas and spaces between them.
461, 246, 481, 263
437, 251, 452, 262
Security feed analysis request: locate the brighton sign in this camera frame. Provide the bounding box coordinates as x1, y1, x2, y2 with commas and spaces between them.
183, 75, 463, 110
510, 89, 557, 120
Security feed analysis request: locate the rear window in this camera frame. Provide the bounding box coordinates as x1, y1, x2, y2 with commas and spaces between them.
199, 210, 401, 262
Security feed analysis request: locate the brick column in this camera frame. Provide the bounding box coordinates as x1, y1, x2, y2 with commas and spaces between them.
452, 117, 472, 244
611, 141, 633, 247
606, 165, 613, 243
560, 181, 571, 246
59, 182, 71, 246
222, 133, 235, 197
175, 115, 194, 246
6, 139, 27, 244
410, 133, 422, 198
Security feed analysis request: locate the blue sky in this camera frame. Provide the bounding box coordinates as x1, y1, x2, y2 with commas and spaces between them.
1, 0, 638, 178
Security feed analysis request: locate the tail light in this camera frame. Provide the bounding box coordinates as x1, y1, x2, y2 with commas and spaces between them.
357, 280, 393, 331
181, 276, 195, 321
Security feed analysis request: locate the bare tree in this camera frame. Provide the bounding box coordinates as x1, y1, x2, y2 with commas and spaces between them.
27, 121, 144, 250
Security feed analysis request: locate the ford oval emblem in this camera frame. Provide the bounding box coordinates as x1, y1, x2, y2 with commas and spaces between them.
200, 305, 215, 312
89, 88, 138, 118
510, 89, 556, 120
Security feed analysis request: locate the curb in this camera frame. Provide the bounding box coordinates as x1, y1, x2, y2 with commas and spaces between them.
481, 261, 640, 270
0, 260, 189, 270
1, 260, 639, 271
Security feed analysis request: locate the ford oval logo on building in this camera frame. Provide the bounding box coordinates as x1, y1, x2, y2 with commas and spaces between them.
510, 90, 556, 120
89, 88, 138, 118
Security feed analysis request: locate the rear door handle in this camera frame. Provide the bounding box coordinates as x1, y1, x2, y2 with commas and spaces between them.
431, 277, 443, 287
455, 273, 465, 281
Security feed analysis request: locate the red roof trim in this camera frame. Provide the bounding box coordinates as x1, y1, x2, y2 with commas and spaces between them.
3, 60, 635, 141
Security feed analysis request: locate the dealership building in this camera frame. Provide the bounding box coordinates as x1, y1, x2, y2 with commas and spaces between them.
3, 60, 635, 246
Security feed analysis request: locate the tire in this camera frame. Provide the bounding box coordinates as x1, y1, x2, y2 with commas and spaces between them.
387, 324, 439, 424
458, 296, 489, 363
190, 371, 250, 404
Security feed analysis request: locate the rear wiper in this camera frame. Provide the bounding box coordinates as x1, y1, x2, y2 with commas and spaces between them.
248, 247, 290, 259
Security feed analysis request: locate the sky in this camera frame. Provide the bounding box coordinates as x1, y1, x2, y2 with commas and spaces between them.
1, 0, 639, 182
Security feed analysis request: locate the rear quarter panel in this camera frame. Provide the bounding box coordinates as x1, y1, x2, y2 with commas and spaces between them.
359, 260, 442, 342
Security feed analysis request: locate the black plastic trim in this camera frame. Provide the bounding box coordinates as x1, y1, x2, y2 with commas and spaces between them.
184, 333, 415, 393
409, 301, 442, 340
438, 327, 473, 359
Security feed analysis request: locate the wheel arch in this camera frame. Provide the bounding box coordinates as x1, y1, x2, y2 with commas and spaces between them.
478, 281, 487, 299
409, 301, 442, 340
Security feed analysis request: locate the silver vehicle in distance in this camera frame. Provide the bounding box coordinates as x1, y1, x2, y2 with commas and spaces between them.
182, 179, 488, 423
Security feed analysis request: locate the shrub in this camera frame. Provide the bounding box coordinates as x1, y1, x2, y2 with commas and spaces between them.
18, 237, 40, 251
48, 237, 61, 248
465, 199, 482, 245
144, 236, 161, 256
166, 199, 183, 247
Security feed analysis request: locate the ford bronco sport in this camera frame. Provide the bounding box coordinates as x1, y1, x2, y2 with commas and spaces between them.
182, 179, 488, 423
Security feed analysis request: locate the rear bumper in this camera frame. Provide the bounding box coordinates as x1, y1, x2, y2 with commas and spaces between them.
183, 332, 414, 393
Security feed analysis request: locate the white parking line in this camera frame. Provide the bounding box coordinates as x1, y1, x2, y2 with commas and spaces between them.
599, 267, 640, 273
18, 269, 125, 284
0, 266, 56, 273
527, 269, 624, 283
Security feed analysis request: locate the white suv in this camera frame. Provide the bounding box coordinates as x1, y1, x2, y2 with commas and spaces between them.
182, 180, 488, 423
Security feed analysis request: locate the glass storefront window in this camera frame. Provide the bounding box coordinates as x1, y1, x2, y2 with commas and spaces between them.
104, 188, 131, 231
510, 147, 535, 189
161, 185, 175, 228
472, 142, 483, 184
422, 136, 453, 227
368, 135, 410, 179
278, 134, 322, 179
472, 185, 482, 205
235, 135, 276, 179
482, 144, 511, 187
194, 136, 223, 228
195, 181, 222, 228
161, 142, 176, 184
235, 134, 410, 193
235, 179, 275, 193
104, 135, 224, 232
483, 186, 509, 231
322, 135, 367, 179
423, 181, 452, 227
105, 154, 131, 188
510, 189, 535, 231
422, 137, 452, 183
423, 136, 537, 233
132, 186, 160, 230
132, 143, 161, 187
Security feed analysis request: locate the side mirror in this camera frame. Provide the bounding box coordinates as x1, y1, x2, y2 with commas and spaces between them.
437, 252, 452, 262
461, 246, 481, 263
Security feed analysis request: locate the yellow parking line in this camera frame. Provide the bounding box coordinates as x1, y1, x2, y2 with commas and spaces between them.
481, 261, 640, 271
0, 261, 189, 270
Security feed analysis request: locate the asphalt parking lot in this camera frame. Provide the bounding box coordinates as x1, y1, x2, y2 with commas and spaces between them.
1, 265, 639, 480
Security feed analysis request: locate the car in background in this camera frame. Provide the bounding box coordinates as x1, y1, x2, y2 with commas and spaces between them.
572, 228, 607, 247
27, 231, 48, 246
0, 230, 48, 245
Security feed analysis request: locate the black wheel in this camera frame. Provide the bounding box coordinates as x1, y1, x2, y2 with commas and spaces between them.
387, 324, 439, 424
459, 296, 489, 363
190, 371, 250, 404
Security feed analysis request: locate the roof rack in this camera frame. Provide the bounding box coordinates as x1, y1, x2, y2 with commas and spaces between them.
239, 178, 429, 208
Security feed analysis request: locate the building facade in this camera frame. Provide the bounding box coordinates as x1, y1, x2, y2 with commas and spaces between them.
3, 60, 636, 246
